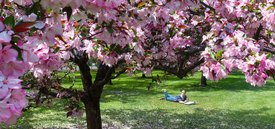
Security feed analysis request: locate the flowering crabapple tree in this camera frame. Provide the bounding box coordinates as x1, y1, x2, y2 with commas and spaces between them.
0, 0, 275, 129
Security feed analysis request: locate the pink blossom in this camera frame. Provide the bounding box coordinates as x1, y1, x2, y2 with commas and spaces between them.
12, 0, 33, 6
22, 13, 37, 22
0, 31, 11, 43
0, 61, 29, 78
0, 22, 5, 32
0, 45, 18, 63
201, 62, 228, 81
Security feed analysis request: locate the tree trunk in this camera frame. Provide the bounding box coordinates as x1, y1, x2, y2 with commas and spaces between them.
75, 54, 114, 129
76, 55, 103, 129
201, 72, 207, 87
142, 73, 146, 78
108, 79, 113, 85
82, 93, 102, 129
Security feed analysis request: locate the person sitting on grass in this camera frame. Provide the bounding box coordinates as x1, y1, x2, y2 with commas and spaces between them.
162, 89, 188, 104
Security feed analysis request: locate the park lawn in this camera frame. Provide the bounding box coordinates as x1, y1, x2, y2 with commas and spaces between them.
7, 71, 275, 129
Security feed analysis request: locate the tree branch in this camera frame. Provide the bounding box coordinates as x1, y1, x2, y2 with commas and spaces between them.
177, 58, 205, 78
154, 58, 204, 79
94, 63, 115, 87
199, 0, 216, 13
253, 24, 262, 41
263, 47, 275, 54
111, 68, 126, 79
183, 44, 206, 54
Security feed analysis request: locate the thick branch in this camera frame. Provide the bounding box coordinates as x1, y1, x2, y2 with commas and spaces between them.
183, 44, 206, 54
263, 47, 275, 54
155, 58, 204, 78
70, 48, 93, 91
177, 58, 205, 78
94, 63, 115, 87
111, 68, 126, 79
154, 65, 179, 76
253, 24, 263, 41
50, 84, 84, 99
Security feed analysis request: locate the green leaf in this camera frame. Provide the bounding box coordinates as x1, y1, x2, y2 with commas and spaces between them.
106, 27, 114, 34
267, 53, 272, 59
168, 27, 176, 37
132, 28, 137, 36
94, 25, 101, 31
26, 2, 45, 20
4, 15, 15, 28
250, 0, 255, 4
210, 51, 216, 60
54, 47, 60, 53
216, 50, 224, 61
133, 37, 138, 42
221, 64, 226, 70
11, 36, 20, 43
267, 5, 275, 11
10, 43, 23, 61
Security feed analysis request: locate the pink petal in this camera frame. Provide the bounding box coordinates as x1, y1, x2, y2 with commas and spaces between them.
0, 31, 11, 43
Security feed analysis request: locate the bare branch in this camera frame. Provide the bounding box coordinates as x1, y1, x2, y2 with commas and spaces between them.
253, 24, 263, 41
94, 63, 115, 87
263, 47, 275, 54
199, 0, 216, 13
111, 68, 126, 79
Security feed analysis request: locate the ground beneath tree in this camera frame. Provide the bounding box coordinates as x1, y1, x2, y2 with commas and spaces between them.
7, 71, 275, 129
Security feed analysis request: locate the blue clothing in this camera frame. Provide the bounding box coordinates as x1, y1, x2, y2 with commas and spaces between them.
164, 91, 186, 102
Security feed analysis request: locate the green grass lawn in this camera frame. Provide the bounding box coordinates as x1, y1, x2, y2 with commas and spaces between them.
7, 71, 275, 129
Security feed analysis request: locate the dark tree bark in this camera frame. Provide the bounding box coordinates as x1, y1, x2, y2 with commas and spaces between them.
200, 72, 207, 87
76, 56, 101, 129
108, 79, 113, 85
74, 54, 99, 129
74, 52, 114, 129
82, 92, 101, 129
141, 73, 146, 78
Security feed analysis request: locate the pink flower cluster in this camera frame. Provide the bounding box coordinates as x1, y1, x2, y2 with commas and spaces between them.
200, 16, 275, 86
0, 11, 61, 124
85, 0, 126, 9
242, 54, 275, 86
0, 73, 28, 125
201, 62, 227, 81
0, 23, 28, 124
31, 44, 63, 78
261, 3, 275, 31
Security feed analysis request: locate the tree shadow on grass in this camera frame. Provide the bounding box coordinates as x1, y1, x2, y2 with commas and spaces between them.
8, 99, 86, 129
101, 86, 161, 103
102, 107, 275, 129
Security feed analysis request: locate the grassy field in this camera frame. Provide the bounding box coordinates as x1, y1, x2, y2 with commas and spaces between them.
7, 71, 275, 129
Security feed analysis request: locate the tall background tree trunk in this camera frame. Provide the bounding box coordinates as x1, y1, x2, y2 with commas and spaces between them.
141, 73, 146, 78
200, 72, 207, 87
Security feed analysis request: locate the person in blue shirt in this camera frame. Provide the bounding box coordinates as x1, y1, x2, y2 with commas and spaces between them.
163, 89, 188, 103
